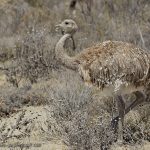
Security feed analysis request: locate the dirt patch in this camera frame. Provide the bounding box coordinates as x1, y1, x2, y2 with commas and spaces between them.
0, 105, 68, 150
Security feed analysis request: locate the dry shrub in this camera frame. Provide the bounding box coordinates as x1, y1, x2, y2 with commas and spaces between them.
0, 47, 14, 63
47, 89, 150, 149
0, 80, 47, 117
0, 83, 30, 117
0, 0, 150, 149
42, 71, 115, 149
4, 27, 59, 86
42, 71, 150, 149
123, 104, 150, 144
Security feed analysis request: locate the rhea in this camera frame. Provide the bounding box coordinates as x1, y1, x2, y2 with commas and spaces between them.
55, 19, 150, 143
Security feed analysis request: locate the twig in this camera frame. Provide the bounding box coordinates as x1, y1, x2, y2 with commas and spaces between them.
138, 27, 146, 49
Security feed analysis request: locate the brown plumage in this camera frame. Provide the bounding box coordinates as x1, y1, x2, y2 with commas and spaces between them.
75, 41, 150, 89
55, 19, 150, 143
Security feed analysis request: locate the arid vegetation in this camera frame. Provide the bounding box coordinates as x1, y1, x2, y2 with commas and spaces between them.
0, 0, 150, 149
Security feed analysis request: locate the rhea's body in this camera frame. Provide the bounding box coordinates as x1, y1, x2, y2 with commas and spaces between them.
74, 40, 150, 96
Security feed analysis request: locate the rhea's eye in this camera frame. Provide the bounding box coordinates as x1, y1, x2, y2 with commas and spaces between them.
65, 22, 69, 25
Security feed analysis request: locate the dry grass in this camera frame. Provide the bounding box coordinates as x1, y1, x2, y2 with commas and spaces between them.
0, 0, 150, 149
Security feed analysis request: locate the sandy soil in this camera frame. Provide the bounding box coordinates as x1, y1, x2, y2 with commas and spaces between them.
0, 105, 68, 150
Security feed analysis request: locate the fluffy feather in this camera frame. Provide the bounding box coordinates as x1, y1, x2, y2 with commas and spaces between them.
75, 41, 150, 91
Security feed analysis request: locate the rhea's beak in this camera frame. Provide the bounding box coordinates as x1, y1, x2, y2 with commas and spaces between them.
55, 24, 65, 35
55, 24, 61, 29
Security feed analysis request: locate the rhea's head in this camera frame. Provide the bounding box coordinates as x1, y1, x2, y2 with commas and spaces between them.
56, 19, 78, 35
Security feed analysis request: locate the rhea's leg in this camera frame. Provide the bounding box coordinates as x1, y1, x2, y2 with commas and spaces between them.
115, 95, 125, 143
111, 91, 145, 130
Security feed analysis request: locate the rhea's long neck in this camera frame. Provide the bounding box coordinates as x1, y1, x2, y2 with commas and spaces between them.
55, 34, 78, 70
